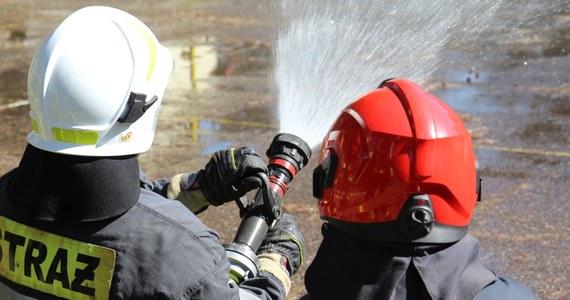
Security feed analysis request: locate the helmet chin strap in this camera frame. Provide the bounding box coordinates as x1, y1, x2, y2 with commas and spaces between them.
117, 92, 158, 123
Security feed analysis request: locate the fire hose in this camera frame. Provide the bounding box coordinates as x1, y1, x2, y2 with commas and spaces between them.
224, 133, 311, 283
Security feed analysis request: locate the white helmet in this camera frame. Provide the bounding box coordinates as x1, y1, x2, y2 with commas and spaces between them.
27, 6, 174, 156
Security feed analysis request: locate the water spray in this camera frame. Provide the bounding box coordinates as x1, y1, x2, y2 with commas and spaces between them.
270, 0, 512, 148
224, 133, 311, 283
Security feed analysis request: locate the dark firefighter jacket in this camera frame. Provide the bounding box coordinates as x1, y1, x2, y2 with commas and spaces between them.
303, 223, 536, 300
0, 144, 284, 300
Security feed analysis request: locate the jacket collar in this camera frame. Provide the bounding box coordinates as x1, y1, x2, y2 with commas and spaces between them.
305, 223, 496, 300
5, 144, 140, 222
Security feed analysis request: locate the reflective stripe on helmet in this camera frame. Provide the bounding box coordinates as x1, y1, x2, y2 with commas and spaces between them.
52, 127, 99, 145
31, 119, 39, 133
128, 20, 157, 82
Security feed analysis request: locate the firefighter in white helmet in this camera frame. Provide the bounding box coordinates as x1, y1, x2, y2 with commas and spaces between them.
0, 6, 302, 299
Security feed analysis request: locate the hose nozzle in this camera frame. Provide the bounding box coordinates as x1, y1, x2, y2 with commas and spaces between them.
225, 133, 311, 283
265, 133, 312, 217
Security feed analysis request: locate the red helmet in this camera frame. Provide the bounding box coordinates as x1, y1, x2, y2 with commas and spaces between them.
313, 78, 481, 244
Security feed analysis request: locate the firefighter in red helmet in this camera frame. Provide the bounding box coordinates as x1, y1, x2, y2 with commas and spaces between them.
304, 79, 535, 299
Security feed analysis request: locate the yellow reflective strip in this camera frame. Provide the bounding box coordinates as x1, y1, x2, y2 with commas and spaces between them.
52, 127, 98, 145
129, 21, 157, 81
282, 233, 304, 269
230, 148, 237, 170
0, 215, 115, 300
31, 118, 39, 133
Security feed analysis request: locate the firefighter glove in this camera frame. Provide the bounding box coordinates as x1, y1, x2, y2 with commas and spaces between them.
198, 147, 268, 206
258, 213, 305, 276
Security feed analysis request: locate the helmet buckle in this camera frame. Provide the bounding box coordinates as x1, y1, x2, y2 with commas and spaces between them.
399, 194, 434, 239
118, 92, 158, 123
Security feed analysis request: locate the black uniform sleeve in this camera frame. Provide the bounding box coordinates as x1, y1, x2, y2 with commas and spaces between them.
239, 272, 288, 300
139, 170, 211, 214
139, 169, 170, 197
136, 179, 285, 299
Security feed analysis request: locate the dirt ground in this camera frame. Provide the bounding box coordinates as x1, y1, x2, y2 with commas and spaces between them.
1, 1, 569, 299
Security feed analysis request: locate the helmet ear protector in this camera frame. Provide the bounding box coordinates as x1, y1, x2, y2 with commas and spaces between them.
313, 154, 338, 199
